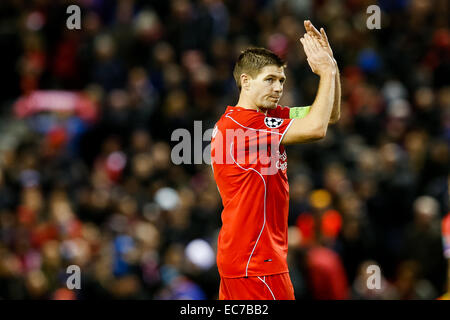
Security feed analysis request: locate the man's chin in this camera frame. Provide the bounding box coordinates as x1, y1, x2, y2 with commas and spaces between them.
262, 102, 278, 110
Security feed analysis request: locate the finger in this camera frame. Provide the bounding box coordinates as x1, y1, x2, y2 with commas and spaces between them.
303, 34, 314, 55
305, 34, 319, 53
300, 37, 313, 58
305, 20, 321, 38
302, 38, 313, 58
311, 33, 325, 53
305, 41, 314, 59
304, 22, 318, 42
300, 37, 308, 52
308, 35, 320, 53
320, 28, 329, 43
304, 20, 311, 33
299, 37, 305, 50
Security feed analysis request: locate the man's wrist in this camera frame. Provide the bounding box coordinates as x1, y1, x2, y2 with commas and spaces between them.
319, 67, 336, 77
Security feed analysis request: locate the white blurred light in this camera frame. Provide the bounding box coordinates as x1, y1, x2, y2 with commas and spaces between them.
134, 10, 158, 33
154, 187, 179, 211
185, 239, 215, 270
414, 196, 439, 218
388, 99, 410, 118
382, 80, 407, 101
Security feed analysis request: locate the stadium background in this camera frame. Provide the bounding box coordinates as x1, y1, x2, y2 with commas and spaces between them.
0, 0, 449, 299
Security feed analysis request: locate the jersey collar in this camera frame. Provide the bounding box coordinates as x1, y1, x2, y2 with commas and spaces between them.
226, 105, 279, 115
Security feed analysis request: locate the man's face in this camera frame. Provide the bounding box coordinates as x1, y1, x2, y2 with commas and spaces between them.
245, 65, 286, 110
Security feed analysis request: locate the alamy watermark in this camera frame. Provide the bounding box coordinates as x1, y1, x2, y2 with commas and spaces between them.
66, 265, 81, 290
171, 121, 287, 176
66, 5, 81, 30
366, 264, 381, 290
171, 121, 214, 165
65, 4, 381, 31
366, 5, 381, 30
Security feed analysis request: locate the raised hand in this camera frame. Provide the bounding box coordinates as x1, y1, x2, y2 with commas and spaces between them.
300, 33, 335, 76
304, 20, 334, 61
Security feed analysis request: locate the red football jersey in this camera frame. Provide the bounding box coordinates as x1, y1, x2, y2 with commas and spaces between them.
211, 105, 294, 278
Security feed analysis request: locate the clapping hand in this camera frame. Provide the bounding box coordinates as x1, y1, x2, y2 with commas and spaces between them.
299, 32, 335, 76
304, 20, 336, 65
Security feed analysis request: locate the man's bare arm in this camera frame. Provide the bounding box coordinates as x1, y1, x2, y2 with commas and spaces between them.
281, 34, 336, 145
329, 64, 341, 124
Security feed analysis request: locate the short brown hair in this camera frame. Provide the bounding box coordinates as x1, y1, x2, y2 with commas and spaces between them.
233, 48, 286, 91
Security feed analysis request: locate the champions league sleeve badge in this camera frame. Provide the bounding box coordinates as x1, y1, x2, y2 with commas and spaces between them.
264, 117, 284, 129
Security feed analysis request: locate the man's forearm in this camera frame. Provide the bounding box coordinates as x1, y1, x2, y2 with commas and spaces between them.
308, 70, 336, 135
329, 63, 341, 124
281, 71, 335, 145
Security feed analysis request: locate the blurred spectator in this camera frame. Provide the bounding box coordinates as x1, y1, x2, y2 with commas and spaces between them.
401, 196, 447, 293
305, 246, 349, 300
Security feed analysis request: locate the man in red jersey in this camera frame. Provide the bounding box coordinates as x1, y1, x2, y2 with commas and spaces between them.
210, 21, 341, 300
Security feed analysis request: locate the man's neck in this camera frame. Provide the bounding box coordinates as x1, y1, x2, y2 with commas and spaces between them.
235, 98, 268, 115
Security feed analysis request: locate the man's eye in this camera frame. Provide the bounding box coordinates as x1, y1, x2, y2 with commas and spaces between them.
266, 78, 273, 82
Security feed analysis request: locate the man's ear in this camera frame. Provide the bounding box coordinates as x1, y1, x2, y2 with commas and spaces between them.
240, 73, 251, 91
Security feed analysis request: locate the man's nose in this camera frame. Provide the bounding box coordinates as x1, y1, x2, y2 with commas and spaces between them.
274, 81, 283, 92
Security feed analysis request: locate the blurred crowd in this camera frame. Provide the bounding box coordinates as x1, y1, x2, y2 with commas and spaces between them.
0, 0, 449, 299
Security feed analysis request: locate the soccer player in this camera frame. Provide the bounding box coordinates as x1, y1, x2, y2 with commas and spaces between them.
210, 21, 341, 300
